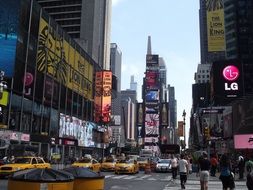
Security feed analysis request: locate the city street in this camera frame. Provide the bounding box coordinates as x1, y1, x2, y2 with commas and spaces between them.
1, 171, 247, 190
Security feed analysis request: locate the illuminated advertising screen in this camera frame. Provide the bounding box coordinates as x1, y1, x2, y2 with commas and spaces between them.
211, 60, 243, 104
145, 114, 159, 136
200, 106, 231, 138
232, 97, 253, 135
146, 71, 159, 89
234, 134, 253, 149
94, 71, 112, 123
145, 104, 159, 114
0, 0, 20, 77
36, 18, 93, 100
146, 54, 159, 70
206, 0, 225, 52
145, 90, 159, 101
59, 113, 95, 147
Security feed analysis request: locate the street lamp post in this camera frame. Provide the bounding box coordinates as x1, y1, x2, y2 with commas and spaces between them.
182, 109, 186, 150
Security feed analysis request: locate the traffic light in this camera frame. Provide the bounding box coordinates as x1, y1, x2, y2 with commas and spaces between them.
204, 127, 210, 140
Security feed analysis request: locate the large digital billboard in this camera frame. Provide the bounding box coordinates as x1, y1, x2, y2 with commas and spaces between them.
146, 54, 159, 70
36, 18, 93, 100
146, 71, 159, 89
145, 90, 159, 101
59, 113, 95, 147
206, 0, 225, 52
0, 0, 20, 77
234, 134, 253, 149
94, 71, 112, 124
201, 106, 232, 139
145, 114, 159, 136
211, 60, 243, 104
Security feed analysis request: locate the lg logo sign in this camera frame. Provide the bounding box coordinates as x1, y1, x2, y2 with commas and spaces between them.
222, 65, 239, 91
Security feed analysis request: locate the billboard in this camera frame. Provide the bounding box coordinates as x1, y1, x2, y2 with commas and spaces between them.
232, 97, 253, 135
206, 0, 225, 52
200, 106, 232, 138
178, 121, 184, 137
145, 90, 159, 101
0, 0, 20, 77
146, 54, 159, 70
211, 60, 243, 104
234, 134, 253, 149
160, 103, 169, 126
145, 71, 159, 89
94, 71, 112, 124
145, 114, 159, 136
59, 113, 95, 147
36, 18, 93, 100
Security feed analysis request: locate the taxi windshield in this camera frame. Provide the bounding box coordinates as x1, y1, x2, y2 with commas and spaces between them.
158, 159, 170, 164
14, 158, 31, 164
105, 158, 115, 163
78, 158, 91, 163
137, 157, 148, 162
119, 159, 134, 164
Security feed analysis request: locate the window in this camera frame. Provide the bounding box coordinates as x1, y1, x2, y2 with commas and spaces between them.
32, 158, 37, 164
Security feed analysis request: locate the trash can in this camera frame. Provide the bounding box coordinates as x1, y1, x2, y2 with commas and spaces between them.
8, 168, 74, 190
64, 167, 105, 190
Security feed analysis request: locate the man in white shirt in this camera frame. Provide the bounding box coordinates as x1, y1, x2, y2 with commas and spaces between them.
178, 154, 189, 189
171, 155, 178, 180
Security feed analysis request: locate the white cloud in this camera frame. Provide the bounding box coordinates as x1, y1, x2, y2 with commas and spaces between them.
112, 0, 125, 7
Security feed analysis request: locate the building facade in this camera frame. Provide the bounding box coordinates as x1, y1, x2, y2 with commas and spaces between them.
0, 0, 106, 160
36, 0, 112, 70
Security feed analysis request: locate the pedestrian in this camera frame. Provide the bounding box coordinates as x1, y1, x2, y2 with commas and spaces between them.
238, 154, 245, 180
210, 154, 218, 176
178, 154, 189, 189
219, 154, 235, 190
198, 152, 211, 190
171, 155, 178, 181
245, 156, 253, 190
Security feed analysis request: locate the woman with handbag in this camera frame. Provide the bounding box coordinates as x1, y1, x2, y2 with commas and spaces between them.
219, 154, 235, 190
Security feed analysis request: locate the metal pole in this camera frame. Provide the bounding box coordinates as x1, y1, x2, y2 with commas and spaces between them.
182, 110, 186, 150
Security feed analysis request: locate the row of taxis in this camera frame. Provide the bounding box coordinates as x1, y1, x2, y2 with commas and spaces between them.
72, 155, 145, 174
0, 156, 51, 178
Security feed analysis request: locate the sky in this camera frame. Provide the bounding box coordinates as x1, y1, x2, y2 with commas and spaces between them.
110, 0, 200, 144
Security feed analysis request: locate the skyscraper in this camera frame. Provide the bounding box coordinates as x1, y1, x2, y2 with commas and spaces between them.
36, 0, 112, 69
130, 75, 137, 92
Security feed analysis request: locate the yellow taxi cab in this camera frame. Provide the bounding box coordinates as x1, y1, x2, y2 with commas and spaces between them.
72, 157, 101, 172
115, 159, 139, 174
101, 157, 117, 172
137, 157, 149, 170
0, 156, 51, 178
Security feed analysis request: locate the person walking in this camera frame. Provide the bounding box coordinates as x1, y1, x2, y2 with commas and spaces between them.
178, 154, 189, 189
245, 156, 253, 190
198, 152, 211, 190
219, 154, 235, 190
210, 154, 218, 177
238, 154, 245, 180
171, 155, 178, 181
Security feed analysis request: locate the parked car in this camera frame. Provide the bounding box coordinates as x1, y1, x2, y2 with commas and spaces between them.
155, 159, 171, 172
115, 159, 139, 174
101, 157, 117, 172
0, 156, 51, 178
72, 158, 101, 172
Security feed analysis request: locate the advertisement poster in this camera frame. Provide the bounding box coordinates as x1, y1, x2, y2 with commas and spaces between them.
94, 71, 112, 123
234, 134, 253, 149
201, 107, 231, 138
59, 113, 95, 147
0, 0, 19, 77
206, 0, 225, 52
145, 114, 159, 136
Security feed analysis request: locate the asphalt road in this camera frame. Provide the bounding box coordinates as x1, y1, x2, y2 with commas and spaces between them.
0, 171, 248, 190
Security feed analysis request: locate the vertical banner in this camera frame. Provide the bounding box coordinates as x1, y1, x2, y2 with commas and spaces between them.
206, 0, 225, 52
161, 103, 168, 126
178, 121, 184, 137
94, 71, 112, 124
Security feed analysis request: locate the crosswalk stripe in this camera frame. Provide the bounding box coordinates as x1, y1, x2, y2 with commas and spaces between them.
124, 176, 136, 179
139, 175, 151, 179
111, 175, 128, 179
